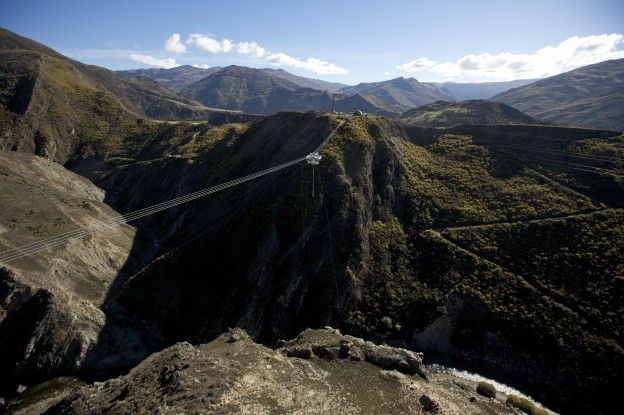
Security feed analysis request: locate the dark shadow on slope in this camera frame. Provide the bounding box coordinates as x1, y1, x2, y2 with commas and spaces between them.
78, 112, 355, 378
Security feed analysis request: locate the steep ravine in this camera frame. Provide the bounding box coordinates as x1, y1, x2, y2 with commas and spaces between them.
68, 113, 620, 413
1, 113, 622, 413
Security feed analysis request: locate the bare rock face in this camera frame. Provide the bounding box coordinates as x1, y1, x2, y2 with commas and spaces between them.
0, 150, 136, 391
0, 267, 106, 385
280, 327, 426, 378
46, 328, 517, 414
420, 394, 441, 413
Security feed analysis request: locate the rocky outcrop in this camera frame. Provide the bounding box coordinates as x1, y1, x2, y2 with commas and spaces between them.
280, 327, 426, 378
0, 150, 138, 393
44, 328, 519, 414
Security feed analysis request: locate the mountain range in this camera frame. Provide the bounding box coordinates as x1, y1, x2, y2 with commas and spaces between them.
493, 59, 624, 131
117, 65, 223, 91
118, 59, 624, 130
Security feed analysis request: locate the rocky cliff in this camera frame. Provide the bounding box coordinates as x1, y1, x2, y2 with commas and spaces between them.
41, 328, 522, 414
0, 150, 140, 394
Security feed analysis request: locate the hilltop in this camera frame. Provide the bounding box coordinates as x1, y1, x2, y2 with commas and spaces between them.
431, 79, 538, 101
398, 100, 545, 127
30, 328, 527, 414
261, 67, 348, 92
339, 77, 453, 113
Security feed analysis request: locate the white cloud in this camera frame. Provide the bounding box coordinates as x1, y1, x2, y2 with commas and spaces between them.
130, 53, 177, 69
266, 53, 348, 75
176, 32, 347, 75
396, 57, 437, 72
236, 41, 265, 58
397, 33, 624, 81
192, 63, 210, 69
164, 33, 186, 53
187, 34, 233, 53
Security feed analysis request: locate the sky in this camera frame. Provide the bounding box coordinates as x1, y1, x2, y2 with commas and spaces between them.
1, 0, 623, 84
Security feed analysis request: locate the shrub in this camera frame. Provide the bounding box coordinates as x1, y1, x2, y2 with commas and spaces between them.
380, 316, 393, 330
506, 394, 549, 415
476, 381, 496, 398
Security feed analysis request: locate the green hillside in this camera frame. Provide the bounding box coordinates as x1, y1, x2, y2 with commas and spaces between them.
398, 100, 545, 127
493, 59, 624, 131
0, 27, 252, 163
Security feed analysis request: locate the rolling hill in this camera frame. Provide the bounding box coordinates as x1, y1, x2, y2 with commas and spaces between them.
118, 66, 346, 94
179, 65, 333, 113
338, 77, 453, 113
493, 59, 624, 130
117, 65, 222, 91
431, 79, 538, 100
398, 100, 544, 127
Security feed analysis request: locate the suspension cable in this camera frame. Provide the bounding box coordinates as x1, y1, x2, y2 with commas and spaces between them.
0, 157, 307, 263
1, 115, 352, 263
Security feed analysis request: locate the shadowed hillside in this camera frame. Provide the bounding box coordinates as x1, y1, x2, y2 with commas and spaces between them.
61, 111, 624, 414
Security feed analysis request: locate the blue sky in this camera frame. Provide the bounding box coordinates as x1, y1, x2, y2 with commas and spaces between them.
1, 0, 623, 84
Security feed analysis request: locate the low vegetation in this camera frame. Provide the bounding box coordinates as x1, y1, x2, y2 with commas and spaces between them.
506, 394, 549, 415
398, 100, 544, 127
476, 382, 497, 398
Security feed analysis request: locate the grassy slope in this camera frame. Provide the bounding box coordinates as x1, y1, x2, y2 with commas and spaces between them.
398, 100, 545, 127
493, 59, 624, 130
0, 28, 252, 163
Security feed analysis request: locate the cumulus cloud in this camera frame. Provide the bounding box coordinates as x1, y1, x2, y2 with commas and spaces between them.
396, 33, 624, 81
396, 57, 437, 72
130, 54, 177, 69
192, 63, 210, 69
266, 53, 348, 75
164, 33, 186, 53
236, 41, 265, 58
187, 34, 233, 53
176, 32, 348, 75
